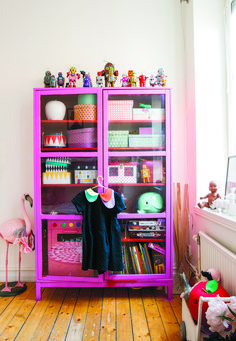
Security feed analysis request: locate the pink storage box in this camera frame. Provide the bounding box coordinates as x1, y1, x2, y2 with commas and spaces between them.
133, 108, 165, 121
68, 127, 97, 148
108, 100, 133, 120
140, 160, 163, 183
108, 162, 137, 183
139, 127, 153, 135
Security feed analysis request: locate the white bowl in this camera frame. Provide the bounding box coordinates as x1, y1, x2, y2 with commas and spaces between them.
45, 100, 66, 120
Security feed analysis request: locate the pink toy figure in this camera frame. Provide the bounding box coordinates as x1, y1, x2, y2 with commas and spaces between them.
120, 74, 129, 87
0, 194, 34, 294
66, 66, 81, 87
139, 74, 148, 87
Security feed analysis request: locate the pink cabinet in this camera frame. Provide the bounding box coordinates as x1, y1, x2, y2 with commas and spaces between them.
34, 87, 172, 301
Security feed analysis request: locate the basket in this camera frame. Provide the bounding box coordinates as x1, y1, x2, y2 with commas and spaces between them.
74, 104, 97, 120
107, 100, 133, 120
129, 134, 165, 147
108, 130, 129, 147
68, 128, 97, 148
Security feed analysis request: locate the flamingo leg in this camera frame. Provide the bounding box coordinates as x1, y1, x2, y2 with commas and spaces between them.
1, 242, 12, 292
15, 245, 24, 287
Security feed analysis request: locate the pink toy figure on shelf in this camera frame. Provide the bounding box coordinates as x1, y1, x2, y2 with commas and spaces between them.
0, 194, 34, 295
198, 180, 221, 209
67, 66, 81, 87
139, 74, 148, 87
120, 74, 129, 87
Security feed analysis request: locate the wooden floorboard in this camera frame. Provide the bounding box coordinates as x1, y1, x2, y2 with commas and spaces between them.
0, 284, 182, 341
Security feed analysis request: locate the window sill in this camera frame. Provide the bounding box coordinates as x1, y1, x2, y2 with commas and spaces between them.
193, 206, 236, 232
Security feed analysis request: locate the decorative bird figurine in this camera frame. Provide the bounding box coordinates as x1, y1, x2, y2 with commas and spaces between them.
0, 194, 34, 295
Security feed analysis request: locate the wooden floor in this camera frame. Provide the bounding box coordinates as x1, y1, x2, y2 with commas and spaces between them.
0, 283, 182, 341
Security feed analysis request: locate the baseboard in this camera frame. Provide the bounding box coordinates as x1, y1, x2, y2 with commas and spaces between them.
0, 269, 35, 282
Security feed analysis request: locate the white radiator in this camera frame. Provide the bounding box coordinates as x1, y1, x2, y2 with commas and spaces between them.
199, 231, 236, 295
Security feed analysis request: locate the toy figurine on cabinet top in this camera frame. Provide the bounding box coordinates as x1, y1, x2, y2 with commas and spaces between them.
44, 71, 52, 88
128, 70, 138, 87
80, 71, 92, 87
67, 66, 81, 87
120, 74, 129, 87
50, 75, 56, 88
156, 68, 167, 87
57, 72, 65, 87
139, 74, 148, 87
149, 74, 156, 87
101, 62, 118, 87
96, 72, 103, 87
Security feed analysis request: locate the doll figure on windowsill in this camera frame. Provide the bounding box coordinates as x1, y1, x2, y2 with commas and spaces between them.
198, 180, 221, 209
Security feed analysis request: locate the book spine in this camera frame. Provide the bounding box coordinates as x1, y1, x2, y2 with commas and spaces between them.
140, 244, 150, 274
144, 243, 153, 274
132, 246, 142, 274
135, 245, 144, 274
129, 246, 138, 274
138, 243, 148, 274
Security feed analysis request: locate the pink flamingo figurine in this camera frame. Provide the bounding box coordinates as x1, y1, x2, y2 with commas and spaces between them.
0, 194, 34, 295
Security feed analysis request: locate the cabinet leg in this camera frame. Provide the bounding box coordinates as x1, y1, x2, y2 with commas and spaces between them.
168, 283, 173, 300
36, 283, 41, 301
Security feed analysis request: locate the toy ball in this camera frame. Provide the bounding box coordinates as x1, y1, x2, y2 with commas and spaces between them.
188, 280, 230, 327
137, 192, 163, 214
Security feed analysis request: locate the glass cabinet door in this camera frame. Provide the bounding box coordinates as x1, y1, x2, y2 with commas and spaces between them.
40, 92, 99, 153
103, 89, 171, 279
34, 88, 102, 282
41, 219, 99, 279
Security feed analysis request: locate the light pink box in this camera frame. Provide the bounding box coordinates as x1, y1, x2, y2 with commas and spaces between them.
139, 127, 153, 135
108, 100, 133, 120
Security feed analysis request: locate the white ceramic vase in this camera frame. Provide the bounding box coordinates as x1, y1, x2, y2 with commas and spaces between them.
45, 100, 66, 120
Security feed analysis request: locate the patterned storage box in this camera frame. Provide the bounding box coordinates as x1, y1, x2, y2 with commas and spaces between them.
129, 134, 165, 148
107, 100, 133, 120
74, 104, 97, 120
133, 108, 165, 121
68, 128, 97, 148
108, 130, 129, 147
74, 165, 97, 184
108, 162, 137, 183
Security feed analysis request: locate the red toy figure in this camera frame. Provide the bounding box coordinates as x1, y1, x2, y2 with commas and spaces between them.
67, 66, 81, 87
139, 74, 147, 87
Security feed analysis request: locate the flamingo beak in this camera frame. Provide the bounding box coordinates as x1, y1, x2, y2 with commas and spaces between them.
25, 194, 33, 207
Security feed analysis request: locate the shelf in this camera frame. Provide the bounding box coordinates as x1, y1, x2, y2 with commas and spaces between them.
41, 184, 96, 187
108, 147, 165, 151
41, 147, 97, 151
41, 120, 97, 123
121, 238, 165, 242
109, 183, 165, 187
108, 120, 165, 123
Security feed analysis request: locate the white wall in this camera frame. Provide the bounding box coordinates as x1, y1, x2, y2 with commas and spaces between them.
187, 0, 228, 265
0, 0, 188, 281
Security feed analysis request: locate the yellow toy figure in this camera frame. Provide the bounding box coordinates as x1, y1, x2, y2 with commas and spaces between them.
141, 165, 150, 183
107, 67, 116, 87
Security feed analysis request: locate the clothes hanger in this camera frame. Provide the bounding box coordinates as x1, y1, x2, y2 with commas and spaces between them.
91, 175, 109, 191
